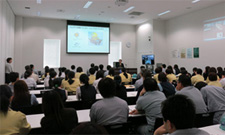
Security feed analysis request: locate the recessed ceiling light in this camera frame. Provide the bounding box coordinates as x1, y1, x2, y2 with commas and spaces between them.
83, 1, 93, 9
37, 0, 41, 4
124, 6, 135, 13
158, 10, 171, 16
25, 7, 30, 9
57, 9, 65, 13
37, 11, 41, 16
192, 0, 200, 4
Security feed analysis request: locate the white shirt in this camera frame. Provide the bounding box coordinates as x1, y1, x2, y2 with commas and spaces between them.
93, 78, 102, 93
220, 78, 225, 90
22, 77, 37, 89
31, 73, 40, 83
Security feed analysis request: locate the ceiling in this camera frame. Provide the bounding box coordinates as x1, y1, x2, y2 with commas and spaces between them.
7, 0, 225, 25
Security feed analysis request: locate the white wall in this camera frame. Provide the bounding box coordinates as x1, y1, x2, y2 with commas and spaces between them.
14, 17, 137, 75
0, 0, 15, 84
166, 2, 225, 73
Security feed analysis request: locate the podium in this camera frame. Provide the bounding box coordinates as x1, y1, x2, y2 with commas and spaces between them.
114, 68, 137, 75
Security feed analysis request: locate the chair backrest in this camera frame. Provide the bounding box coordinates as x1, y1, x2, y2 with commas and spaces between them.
154, 118, 164, 131
194, 112, 215, 128
104, 123, 129, 134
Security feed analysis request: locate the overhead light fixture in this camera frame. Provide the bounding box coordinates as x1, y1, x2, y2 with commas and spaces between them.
123, 6, 135, 13
158, 10, 171, 16
192, 0, 200, 4
37, 11, 41, 16
83, 1, 93, 8
75, 15, 81, 19
37, 0, 41, 4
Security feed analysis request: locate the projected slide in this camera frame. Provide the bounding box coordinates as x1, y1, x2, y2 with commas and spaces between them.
203, 16, 225, 41
67, 25, 109, 53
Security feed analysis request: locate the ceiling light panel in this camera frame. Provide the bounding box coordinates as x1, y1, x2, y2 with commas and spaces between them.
158, 10, 171, 16
83, 1, 93, 8
124, 6, 135, 13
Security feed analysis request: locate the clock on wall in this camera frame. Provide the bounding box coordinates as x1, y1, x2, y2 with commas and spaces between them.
126, 42, 131, 48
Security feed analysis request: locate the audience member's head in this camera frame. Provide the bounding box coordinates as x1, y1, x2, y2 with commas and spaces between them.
143, 78, 159, 91
25, 65, 31, 71
49, 71, 57, 89
94, 66, 99, 71
49, 68, 55, 72
205, 66, 210, 73
196, 68, 203, 75
50, 71, 57, 78
24, 70, 32, 79
70, 122, 108, 135
158, 72, 167, 82
222, 71, 225, 78
195, 82, 207, 91
176, 75, 192, 90
30, 64, 34, 69
52, 78, 63, 89
0, 85, 12, 115
9, 72, 19, 83
96, 71, 104, 80
98, 78, 115, 98
114, 75, 121, 85
174, 64, 179, 69
162, 64, 166, 69
106, 65, 111, 71
155, 67, 162, 74
76, 67, 83, 73
99, 64, 104, 70
143, 70, 152, 80
80, 74, 89, 86
6, 57, 12, 63
140, 68, 146, 77
192, 67, 197, 73
108, 68, 115, 76
167, 65, 173, 71
61, 67, 67, 72
209, 67, 217, 73
65, 69, 71, 80
217, 67, 223, 73
140, 66, 145, 70
166, 69, 173, 74
90, 63, 95, 68
161, 95, 196, 133
71, 65, 76, 70
89, 68, 96, 75
208, 72, 217, 81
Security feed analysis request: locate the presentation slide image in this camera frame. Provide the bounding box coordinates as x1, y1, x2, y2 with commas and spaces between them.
88, 32, 103, 46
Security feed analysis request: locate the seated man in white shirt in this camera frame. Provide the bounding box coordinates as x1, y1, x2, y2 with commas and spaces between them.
220, 71, 225, 90
154, 95, 209, 135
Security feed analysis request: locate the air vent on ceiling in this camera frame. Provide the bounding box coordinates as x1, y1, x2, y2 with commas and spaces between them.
129, 11, 144, 16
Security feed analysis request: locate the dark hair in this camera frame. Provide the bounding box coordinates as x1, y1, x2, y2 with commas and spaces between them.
49, 71, 57, 89
6, 57, 12, 63
222, 71, 225, 76
217, 67, 223, 73
167, 65, 173, 71
143, 70, 152, 79
9, 72, 19, 83
61, 67, 67, 72
158, 72, 167, 82
166, 69, 173, 74
71, 65, 75, 70
99, 64, 104, 70
24, 70, 32, 79
161, 95, 196, 129
193, 67, 197, 72
89, 68, 96, 75
42, 91, 64, 128
53, 78, 63, 89
122, 68, 128, 78
0, 85, 12, 114
98, 78, 115, 98
174, 64, 179, 69
80, 74, 89, 86
49, 68, 55, 72
114, 75, 121, 85
106, 65, 111, 70
180, 67, 186, 72
71, 122, 108, 135
45, 66, 50, 77
155, 67, 162, 74
108, 68, 115, 76
196, 68, 202, 75
30, 64, 34, 69
181, 70, 188, 75
96, 71, 104, 80
68, 71, 75, 85
162, 64, 166, 68
64, 69, 71, 80
58, 67, 62, 77
94, 66, 99, 71
76, 67, 83, 73
25, 65, 31, 71
209, 67, 217, 73
140, 66, 145, 69
90, 63, 95, 68
178, 75, 192, 87
195, 82, 207, 91
208, 72, 217, 81
205, 66, 210, 73
143, 78, 159, 91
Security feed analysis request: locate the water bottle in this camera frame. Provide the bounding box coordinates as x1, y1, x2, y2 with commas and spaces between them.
220, 112, 225, 131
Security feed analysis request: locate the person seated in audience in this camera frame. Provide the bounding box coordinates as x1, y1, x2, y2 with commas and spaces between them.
134, 68, 145, 90
158, 72, 175, 98
154, 95, 209, 135
90, 78, 129, 125
11, 80, 39, 112
205, 67, 220, 83
191, 67, 197, 77
167, 65, 175, 74
104, 65, 112, 77
153, 67, 162, 84
59, 67, 66, 78
61, 69, 70, 88
208, 72, 222, 87
71, 122, 108, 135
166, 69, 177, 83
30, 69, 41, 83
136, 66, 145, 79
220, 71, 225, 89
191, 68, 204, 85
93, 70, 104, 93
71, 65, 76, 73
114, 75, 127, 101
203, 66, 210, 80
119, 68, 132, 85
41, 91, 78, 134
201, 84, 225, 124
87, 63, 95, 76
48, 71, 57, 89
194, 81, 207, 91
99, 64, 105, 72
42, 66, 49, 80
76, 74, 97, 109
130, 78, 166, 135
0, 85, 31, 135
8, 72, 19, 92
22, 70, 36, 89
176, 75, 207, 114
88, 68, 96, 85
217, 66, 223, 79
30, 64, 38, 75
21, 65, 32, 79
43, 68, 50, 88
62, 71, 80, 94
161, 64, 166, 73
177, 67, 186, 76
94, 65, 99, 74
52, 78, 67, 102
106, 68, 115, 80
173, 64, 180, 75
75, 67, 85, 79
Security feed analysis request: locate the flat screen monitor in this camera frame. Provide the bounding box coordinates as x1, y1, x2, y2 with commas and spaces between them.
142, 54, 155, 65
67, 21, 110, 54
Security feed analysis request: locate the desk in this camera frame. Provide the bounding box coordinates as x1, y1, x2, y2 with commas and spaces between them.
36, 84, 45, 89
26, 105, 140, 129
200, 124, 224, 135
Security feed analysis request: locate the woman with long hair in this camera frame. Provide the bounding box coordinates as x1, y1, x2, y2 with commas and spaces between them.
52, 78, 67, 102
41, 91, 78, 134
119, 68, 132, 84
76, 74, 97, 109
106, 68, 115, 80
61, 71, 80, 94
48, 71, 57, 89
22, 70, 36, 89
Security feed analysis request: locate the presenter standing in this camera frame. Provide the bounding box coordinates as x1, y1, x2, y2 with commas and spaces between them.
116, 59, 124, 68
5, 57, 13, 84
